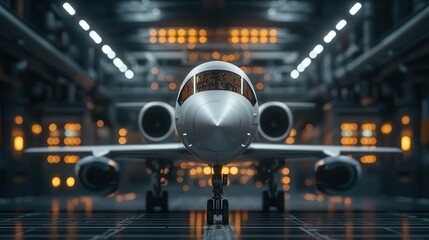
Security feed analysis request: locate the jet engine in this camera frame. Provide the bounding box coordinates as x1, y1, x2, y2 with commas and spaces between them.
258, 102, 293, 142
138, 102, 175, 142
75, 156, 119, 196
314, 155, 362, 196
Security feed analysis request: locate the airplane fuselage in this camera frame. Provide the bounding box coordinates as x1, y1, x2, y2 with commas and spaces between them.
175, 61, 259, 165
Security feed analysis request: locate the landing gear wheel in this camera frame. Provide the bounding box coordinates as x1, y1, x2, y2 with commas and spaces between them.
146, 191, 154, 213
222, 199, 229, 225
276, 191, 285, 213
161, 191, 169, 212
262, 191, 269, 212
207, 199, 214, 225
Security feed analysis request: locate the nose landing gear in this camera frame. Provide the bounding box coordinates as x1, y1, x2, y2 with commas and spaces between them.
207, 165, 229, 225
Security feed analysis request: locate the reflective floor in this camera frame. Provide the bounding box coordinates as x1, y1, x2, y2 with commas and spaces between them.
2, 194, 429, 239
2, 211, 429, 239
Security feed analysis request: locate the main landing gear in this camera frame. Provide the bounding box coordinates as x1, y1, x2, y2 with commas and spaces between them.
145, 162, 169, 212
207, 165, 229, 225
259, 160, 285, 213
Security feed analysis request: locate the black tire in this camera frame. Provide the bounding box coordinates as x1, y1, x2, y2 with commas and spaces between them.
161, 191, 169, 212
276, 191, 285, 213
207, 199, 214, 225
262, 191, 269, 212
146, 191, 154, 213
222, 199, 229, 225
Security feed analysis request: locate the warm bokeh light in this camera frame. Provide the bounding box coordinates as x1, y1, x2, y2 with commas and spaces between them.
151, 82, 159, 90
66, 177, 75, 187
222, 167, 229, 175
118, 137, 127, 145
281, 167, 290, 175
52, 177, 61, 188
182, 185, 190, 192
360, 155, 377, 164
14, 116, 23, 125
13, 136, 24, 151
119, 128, 127, 136
48, 123, 57, 132
203, 167, 212, 175
168, 82, 177, 90
47, 155, 61, 164
381, 123, 392, 134
285, 137, 295, 144
255, 82, 264, 91
401, 115, 410, 125
230, 167, 238, 175
31, 124, 42, 134
96, 120, 104, 128
401, 135, 411, 151
282, 176, 291, 184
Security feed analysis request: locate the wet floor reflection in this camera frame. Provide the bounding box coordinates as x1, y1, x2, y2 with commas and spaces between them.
1, 201, 429, 239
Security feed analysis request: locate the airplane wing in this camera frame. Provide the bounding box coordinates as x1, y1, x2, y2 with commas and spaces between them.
24, 143, 190, 159
243, 143, 402, 159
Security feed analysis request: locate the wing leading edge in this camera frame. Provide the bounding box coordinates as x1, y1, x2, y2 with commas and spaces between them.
24, 143, 190, 159
244, 143, 402, 159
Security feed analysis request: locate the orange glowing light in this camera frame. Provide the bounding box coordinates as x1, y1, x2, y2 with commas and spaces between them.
188, 29, 197, 36
230, 167, 239, 175
381, 123, 392, 134
230, 29, 239, 36
250, 29, 258, 36
168, 82, 177, 90
401, 116, 410, 125
14, 116, 23, 125
222, 167, 229, 175
401, 136, 411, 151
260, 29, 268, 37
49, 123, 57, 132
231, 36, 239, 43
66, 177, 75, 187
149, 37, 157, 43
168, 29, 176, 36
158, 37, 166, 43
199, 29, 207, 36
203, 167, 212, 175
168, 36, 176, 43
96, 120, 104, 128
151, 82, 159, 90
269, 29, 277, 36
31, 124, 42, 134
240, 36, 249, 43
199, 36, 207, 43
158, 29, 167, 36
251, 37, 258, 43
240, 29, 249, 36
149, 29, 157, 37
178, 29, 186, 36
119, 128, 127, 136
182, 185, 190, 192
281, 168, 290, 175
118, 137, 127, 145
52, 177, 61, 187
285, 137, 295, 144
256, 82, 264, 90
13, 136, 24, 151
282, 176, 291, 184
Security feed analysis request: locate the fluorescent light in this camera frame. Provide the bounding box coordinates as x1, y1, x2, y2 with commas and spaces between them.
107, 51, 116, 59
101, 45, 112, 54
313, 44, 324, 54
113, 58, 124, 68
349, 2, 362, 15
119, 65, 127, 73
125, 70, 134, 79
323, 30, 336, 43
301, 57, 311, 68
297, 64, 305, 73
62, 2, 76, 15
89, 30, 102, 44
309, 51, 317, 59
290, 70, 299, 79
336, 19, 347, 30
79, 20, 90, 31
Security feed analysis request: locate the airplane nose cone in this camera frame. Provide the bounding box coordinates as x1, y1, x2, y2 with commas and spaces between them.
193, 102, 240, 152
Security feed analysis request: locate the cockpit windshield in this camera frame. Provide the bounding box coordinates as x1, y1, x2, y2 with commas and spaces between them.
177, 70, 256, 106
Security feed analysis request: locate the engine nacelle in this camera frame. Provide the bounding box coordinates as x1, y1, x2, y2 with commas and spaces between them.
314, 156, 362, 196
138, 102, 175, 142
75, 156, 119, 196
258, 101, 293, 142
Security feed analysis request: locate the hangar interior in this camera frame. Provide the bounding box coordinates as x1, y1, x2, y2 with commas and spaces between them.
1, 0, 429, 239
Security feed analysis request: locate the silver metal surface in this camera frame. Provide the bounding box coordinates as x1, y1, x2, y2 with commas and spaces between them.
175, 61, 259, 165
138, 101, 175, 142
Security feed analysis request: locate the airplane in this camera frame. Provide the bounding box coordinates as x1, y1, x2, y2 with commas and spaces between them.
25, 61, 402, 225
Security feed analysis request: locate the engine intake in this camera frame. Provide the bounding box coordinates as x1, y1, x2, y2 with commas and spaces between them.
258, 102, 293, 142
314, 156, 361, 196
138, 102, 175, 142
75, 156, 119, 196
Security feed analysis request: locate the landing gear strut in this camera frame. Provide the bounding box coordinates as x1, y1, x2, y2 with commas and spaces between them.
207, 165, 229, 225
260, 160, 284, 213
145, 162, 169, 212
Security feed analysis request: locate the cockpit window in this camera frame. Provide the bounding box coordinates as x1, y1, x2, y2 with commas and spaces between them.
177, 77, 194, 105
195, 70, 241, 94
243, 80, 256, 106
177, 70, 256, 106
